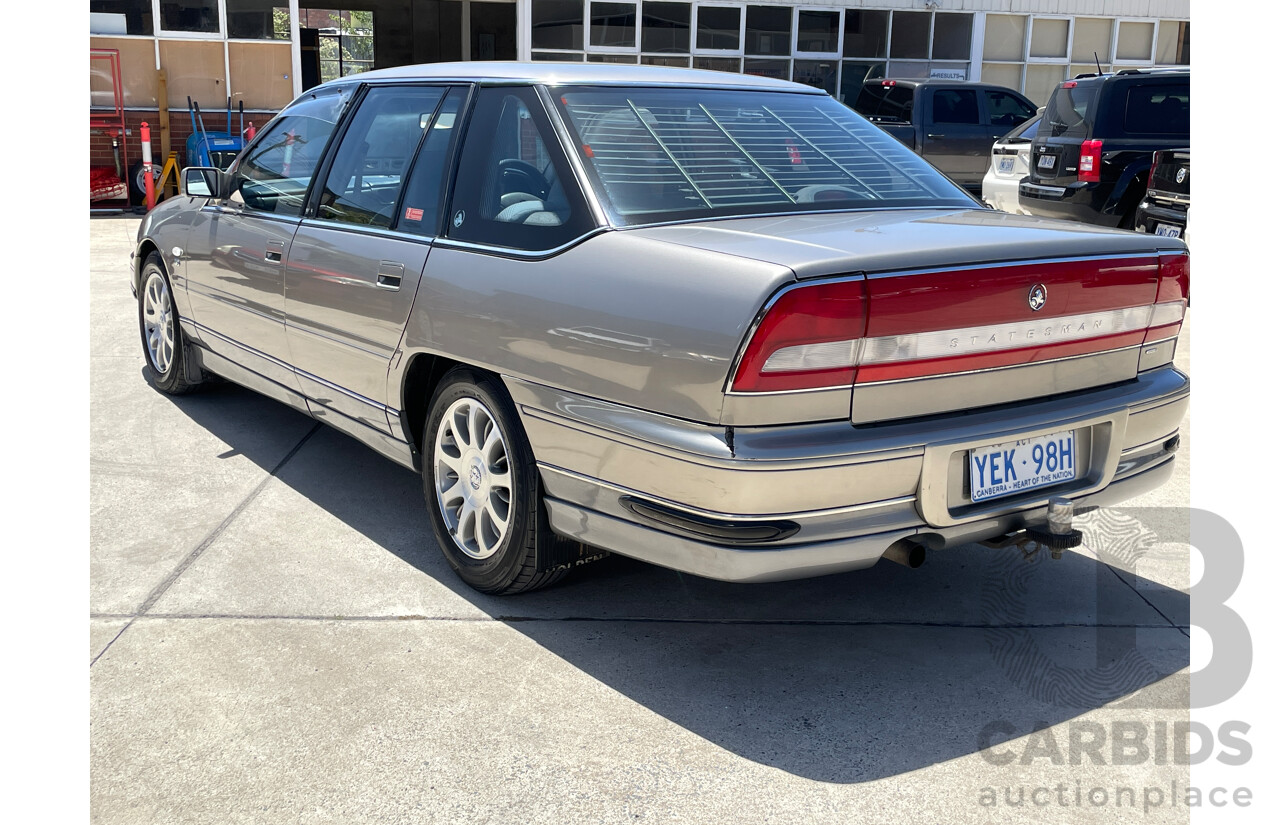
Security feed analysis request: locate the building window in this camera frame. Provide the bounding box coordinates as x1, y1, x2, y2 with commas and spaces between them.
796, 11, 838, 54
160, 0, 220, 34
532, 0, 585, 51
591, 2, 637, 48
890, 12, 930, 60
696, 6, 740, 51
931, 13, 972, 61
90, 0, 154, 36
843, 10, 887, 59
745, 6, 791, 57
226, 1, 291, 40
1116, 20, 1155, 62
642, 2, 691, 54
1029, 18, 1069, 59
302, 9, 374, 83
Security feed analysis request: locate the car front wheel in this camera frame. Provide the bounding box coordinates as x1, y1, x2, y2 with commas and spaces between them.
423, 369, 580, 594
138, 253, 202, 395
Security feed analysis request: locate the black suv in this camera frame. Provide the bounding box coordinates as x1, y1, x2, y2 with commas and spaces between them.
1018, 69, 1189, 228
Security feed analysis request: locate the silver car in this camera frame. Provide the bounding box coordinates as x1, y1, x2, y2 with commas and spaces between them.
131, 63, 1190, 594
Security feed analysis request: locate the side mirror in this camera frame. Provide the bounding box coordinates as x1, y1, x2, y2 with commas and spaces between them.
182, 166, 224, 198
1036, 106, 1046, 115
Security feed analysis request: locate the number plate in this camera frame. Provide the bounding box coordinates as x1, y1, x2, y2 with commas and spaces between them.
998, 157, 1015, 174
1037, 153, 1056, 170
969, 430, 1077, 502
1154, 223, 1183, 238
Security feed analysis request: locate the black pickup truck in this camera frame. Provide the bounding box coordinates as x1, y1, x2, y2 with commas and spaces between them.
1136, 148, 1190, 242
851, 78, 1037, 193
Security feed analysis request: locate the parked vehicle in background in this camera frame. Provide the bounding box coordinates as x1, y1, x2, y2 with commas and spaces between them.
851, 79, 1037, 193
133, 63, 1189, 595
1019, 69, 1190, 228
1136, 148, 1190, 241
982, 114, 1041, 214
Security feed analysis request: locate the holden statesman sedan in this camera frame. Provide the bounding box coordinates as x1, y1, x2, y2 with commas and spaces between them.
131, 63, 1189, 594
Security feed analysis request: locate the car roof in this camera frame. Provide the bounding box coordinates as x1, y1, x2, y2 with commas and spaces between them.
861, 78, 1019, 88
318, 61, 825, 94
1068, 67, 1190, 83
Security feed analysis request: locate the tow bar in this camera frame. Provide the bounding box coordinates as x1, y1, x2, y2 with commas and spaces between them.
981, 497, 1085, 560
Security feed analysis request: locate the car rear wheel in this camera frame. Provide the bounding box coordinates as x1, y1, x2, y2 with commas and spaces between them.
138, 253, 202, 395
423, 369, 580, 594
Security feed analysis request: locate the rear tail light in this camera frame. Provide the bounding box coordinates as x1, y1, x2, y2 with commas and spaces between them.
730, 279, 867, 393
1078, 139, 1103, 182
1148, 252, 1190, 337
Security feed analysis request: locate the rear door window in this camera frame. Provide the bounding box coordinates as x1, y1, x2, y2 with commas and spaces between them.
931, 89, 979, 124
1122, 84, 1190, 135
396, 87, 469, 237
315, 85, 447, 229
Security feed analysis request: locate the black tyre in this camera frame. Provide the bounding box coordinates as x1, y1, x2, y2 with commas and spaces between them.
423, 369, 580, 594
138, 253, 202, 395
127, 160, 160, 206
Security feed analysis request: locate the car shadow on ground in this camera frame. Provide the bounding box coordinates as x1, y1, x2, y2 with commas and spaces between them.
159, 378, 1191, 784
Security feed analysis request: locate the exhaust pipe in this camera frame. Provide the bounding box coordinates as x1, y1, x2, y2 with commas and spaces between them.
882, 539, 926, 569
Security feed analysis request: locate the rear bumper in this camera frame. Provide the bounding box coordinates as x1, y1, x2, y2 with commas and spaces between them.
1136, 198, 1189, 233
509, 367, 1189, 582
1018, 179, 1121, 227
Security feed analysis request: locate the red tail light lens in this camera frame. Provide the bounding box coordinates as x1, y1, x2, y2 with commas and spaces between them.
1143, 251, 1189, 358
731, 279, 868, 393
1078, 139, 1103, 182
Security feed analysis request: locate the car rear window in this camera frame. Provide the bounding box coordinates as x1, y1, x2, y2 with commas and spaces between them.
1043, 81, 1101, 139
553, 86, 971, 224
852, 83, 914, 123
1123, 84, 1190, 135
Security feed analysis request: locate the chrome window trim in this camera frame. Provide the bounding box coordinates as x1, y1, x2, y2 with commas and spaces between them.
432, 227, 614, 260
297, 217, 438, 245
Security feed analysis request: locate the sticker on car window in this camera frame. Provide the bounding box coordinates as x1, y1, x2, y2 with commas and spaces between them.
404, 207, 424, 222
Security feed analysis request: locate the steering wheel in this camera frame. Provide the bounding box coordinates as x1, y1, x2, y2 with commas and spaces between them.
498, 159, 549, 201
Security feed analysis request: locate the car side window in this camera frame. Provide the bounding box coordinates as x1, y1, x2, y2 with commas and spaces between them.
396, 87, 468, 237
984, 90, 1036, 128
315, 85, 446, 229
230, 88, 350, 217
445, 87, 592, 251
1122, 84, 1190, 136
932, 89, 979, 125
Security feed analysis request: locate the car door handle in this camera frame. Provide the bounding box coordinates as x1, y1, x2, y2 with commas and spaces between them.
264, 241, 285, 263
376, 261, 404, 290
927, 133, 947, 139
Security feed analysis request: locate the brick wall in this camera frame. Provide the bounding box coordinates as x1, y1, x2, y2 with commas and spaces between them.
89, 108, 278, 172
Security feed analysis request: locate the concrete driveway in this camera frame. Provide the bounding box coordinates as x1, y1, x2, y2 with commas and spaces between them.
91, 217, 1191, 823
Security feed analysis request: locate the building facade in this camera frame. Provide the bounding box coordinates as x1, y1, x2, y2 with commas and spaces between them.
89, 1, 1190, 166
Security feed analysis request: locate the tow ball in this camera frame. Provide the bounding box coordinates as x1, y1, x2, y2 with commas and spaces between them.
981, 497, 1085, 560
